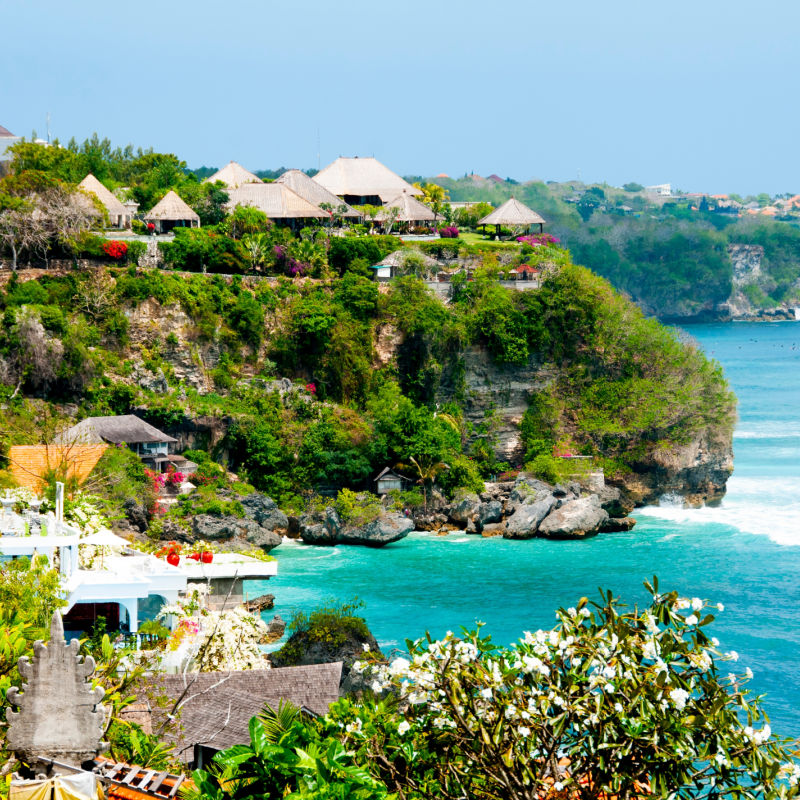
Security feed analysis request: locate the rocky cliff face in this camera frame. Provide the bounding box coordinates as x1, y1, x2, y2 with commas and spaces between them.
615, 428, 733, 507
436, 346, 556, 463
435, 345, 733, 508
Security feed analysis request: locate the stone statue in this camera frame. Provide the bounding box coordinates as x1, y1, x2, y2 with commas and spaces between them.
6, 612, 107, 766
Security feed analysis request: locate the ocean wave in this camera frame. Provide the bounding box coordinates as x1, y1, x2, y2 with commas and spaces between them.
638, 482, 800, 546
735, 430, 800, 440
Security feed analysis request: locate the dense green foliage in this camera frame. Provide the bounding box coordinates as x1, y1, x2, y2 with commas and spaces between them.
0, 250, 734, 503
191, 582, 800, 800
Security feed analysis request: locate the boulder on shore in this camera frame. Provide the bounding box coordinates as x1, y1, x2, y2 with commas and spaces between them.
600, 516, 637, 533
537, 495, 609, 539
192, 514, 282, 552
503, 495, 557, 539
449, 491, 481, 525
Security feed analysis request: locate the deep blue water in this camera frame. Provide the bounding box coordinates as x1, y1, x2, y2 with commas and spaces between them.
254, 321, 800, 737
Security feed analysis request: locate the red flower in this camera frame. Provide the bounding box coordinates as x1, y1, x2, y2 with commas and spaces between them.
147, 222, 155, 231
102, 240, 128, 260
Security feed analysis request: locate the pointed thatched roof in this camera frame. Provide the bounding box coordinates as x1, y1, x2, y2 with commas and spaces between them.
478, 197, 546, 227
276, 170, 361, 218
375, 190, 437, 222
144, 190, 200, 222
78, 174, 129, 218
226, 183, 329, 219
0, 125, 15, 138
313, 157, 422, 203
204, 161, 262, 189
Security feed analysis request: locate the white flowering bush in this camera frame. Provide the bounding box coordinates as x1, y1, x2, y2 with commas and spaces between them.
334, 579, 800, 800
159, 586, 270, 672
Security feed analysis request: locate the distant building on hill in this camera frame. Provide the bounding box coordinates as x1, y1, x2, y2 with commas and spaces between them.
645, 183, 672, 196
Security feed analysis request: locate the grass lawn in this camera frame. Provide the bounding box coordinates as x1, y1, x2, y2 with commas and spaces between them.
457, 232, 520, 248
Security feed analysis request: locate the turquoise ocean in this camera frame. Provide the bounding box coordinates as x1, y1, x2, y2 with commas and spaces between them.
254, 321, 800, 736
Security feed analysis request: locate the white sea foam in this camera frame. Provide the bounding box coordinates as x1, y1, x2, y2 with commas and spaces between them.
638, 475, 800, 546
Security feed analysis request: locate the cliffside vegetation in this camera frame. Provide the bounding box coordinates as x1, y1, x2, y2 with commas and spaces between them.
0, 255, 735, 509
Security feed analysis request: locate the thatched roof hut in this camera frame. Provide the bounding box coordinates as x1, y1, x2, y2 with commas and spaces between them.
204, 161, 262, 189
313, 156, 422, 205
276, 170, 361, 218
226, 183, 328, 226
78, 173, 131, 228
144, 190, 200, 233
139, 663, 342, 765
376, 190, 437, 225
478, 197, 546, 233
58, 414, 177, 446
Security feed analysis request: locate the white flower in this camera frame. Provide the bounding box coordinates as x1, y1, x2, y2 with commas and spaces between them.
714, 751, 729, 767
727, 650, 739, 661
642, 639, 660, 661
345, 718, 363, 734
362, 642, 370, 652
745, 667, 754, 680
580, 608, 591, 618
553, 782, 564, 792
397, 720, 410, 735
675, 597, 691, 610
518, 725, 531, 737
688, 651, 712, 673
614, 702, 623, 713
716, 602, 725, 612
604, 683, 615, 694
691, 597, 703, 611
567, 607, 577, 618
685, 614, 699, 626
390, 657, 411, 677
371, 680, 383, 693
669, 688, 690, 710
711, 637, 720, 647
744, 724, 771, 745
480, 687, 492, 700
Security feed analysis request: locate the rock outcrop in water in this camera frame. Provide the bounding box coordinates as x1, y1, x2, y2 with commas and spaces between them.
299, 507, 413, 547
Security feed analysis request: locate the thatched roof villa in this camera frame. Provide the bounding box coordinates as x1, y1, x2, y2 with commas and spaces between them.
276, 169, 361, 219
204, 160, 262, 189
226, 182, 328, 228
375, 190, 438, 229
313, 156, 422, 205
144, 190, 200, 233
0, 123, 21, 164
479, 197, 546, 235
78, 173, 131, 228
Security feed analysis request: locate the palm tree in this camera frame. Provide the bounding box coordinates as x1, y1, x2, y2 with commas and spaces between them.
397, 455, 449, 512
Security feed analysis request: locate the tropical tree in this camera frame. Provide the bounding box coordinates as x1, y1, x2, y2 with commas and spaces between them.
414, 182, 450, 220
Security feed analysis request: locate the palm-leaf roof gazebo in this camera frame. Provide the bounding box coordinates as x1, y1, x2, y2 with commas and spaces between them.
375, 190, 438, 225
478, 197, 546, 236
144, 190, 200, 234
78, 174, 131, 228
204, 161, 262, 189
276, 170, 361, 219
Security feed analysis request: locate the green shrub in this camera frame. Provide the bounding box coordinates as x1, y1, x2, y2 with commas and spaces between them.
329, 235, 399, 274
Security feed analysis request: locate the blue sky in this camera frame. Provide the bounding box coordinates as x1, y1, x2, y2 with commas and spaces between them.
2, 0, 798, 194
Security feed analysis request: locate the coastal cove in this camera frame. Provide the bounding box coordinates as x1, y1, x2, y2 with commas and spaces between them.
261, 320, 800, 736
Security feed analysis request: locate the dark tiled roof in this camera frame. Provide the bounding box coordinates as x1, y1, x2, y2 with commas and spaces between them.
0, 125, 15, 137
140, 663, 343, 763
